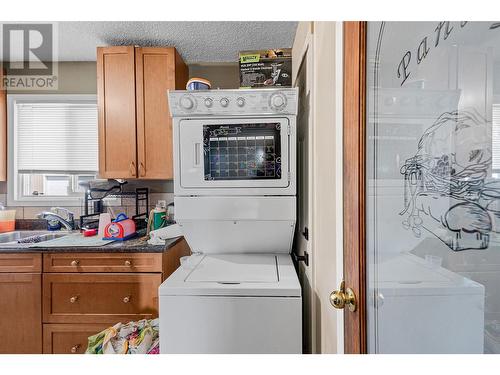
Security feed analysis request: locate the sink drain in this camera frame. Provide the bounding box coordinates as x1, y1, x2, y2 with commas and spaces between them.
17, 235, 44, 244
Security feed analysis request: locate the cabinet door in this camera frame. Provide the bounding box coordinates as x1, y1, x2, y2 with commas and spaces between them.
135, 47, 182, 179
97, 46, 138, 178
0, 273, 42, 353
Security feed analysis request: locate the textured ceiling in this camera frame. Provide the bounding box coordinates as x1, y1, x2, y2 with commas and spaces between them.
51, 21, 297, 63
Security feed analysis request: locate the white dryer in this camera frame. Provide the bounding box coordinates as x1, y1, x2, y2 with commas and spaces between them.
160, 88, 302, 354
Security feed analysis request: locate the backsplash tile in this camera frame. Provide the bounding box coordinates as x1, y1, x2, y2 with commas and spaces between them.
0, 185, 173, 221
7, 207, 24, 220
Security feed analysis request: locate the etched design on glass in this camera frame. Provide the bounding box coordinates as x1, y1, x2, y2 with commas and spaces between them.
399, 110, 500, 251
203, 123, 282, 181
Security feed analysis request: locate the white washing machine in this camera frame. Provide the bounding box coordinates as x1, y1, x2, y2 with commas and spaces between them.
159, 254, 301, 353
160, 88, 302, 353
370, 252, 485, 353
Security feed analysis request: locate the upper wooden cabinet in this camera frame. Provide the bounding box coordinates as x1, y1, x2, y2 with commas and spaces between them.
97, 46, 188, 179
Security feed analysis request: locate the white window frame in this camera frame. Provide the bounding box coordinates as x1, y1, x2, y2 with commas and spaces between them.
7, 94, 98, 206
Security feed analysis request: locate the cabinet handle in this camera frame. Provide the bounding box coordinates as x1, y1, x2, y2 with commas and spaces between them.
69, 296, 79, 303
123, 295, 131, 303
139, 162, 146, 177
70, 260, 79, 267
70, 344, 80, 353
129, 161, 136, 177
124, 260, 132, 267
193, 143, 201, 167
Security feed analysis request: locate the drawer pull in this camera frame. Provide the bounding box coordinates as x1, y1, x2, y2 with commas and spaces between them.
123, 295, 131, 303
70, 260, 80, 267
139, 162, 146, 177
129, 161, 136, 177
124, 260, 132, 267
70, 344, 80, 353
69, 296, 79, 303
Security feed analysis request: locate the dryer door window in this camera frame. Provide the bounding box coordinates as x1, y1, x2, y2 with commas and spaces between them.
178, 117, 291, 189
204, 123, 282, 181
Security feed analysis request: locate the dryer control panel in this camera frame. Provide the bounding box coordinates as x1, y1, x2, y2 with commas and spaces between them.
169, 88, 298, 117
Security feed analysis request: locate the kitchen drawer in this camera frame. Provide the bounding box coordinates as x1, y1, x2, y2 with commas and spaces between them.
0, 253, 41, 273
43, 252, 162, 273
43, 323, 110, 354
43, 273, 161, 323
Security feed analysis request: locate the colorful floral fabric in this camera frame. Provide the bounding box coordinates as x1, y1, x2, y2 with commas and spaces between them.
86, 319, 159, 354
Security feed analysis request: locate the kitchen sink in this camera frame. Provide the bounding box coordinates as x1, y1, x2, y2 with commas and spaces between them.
0, 230, 71, 246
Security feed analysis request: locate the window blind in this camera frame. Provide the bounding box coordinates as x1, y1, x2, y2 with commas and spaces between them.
16, 101, 98, 173
493, 104, 500, 172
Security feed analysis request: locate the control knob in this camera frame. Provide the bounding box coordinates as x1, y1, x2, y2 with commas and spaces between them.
269, 93, 286, 111
204, 98, 213, 108
269, 92, 287, 111
236, 97, 245, 107
180, 95, 195, 110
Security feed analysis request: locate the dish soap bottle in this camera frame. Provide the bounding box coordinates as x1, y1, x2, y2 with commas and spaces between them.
152, 200, 167, 230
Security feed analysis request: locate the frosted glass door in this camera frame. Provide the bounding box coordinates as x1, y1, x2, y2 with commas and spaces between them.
367, 21, 500, 353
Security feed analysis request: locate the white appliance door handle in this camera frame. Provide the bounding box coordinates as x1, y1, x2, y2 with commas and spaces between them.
193, 143, 201, 167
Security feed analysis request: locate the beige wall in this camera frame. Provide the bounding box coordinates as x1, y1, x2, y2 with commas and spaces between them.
189, 63, 240, 89
293, 21, 343, 354
6, 61, 97, 94
6, 61, 240, 93
1, 60, 240, 216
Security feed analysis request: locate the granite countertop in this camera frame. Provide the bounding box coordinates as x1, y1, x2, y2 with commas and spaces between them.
0, 230, 183, 254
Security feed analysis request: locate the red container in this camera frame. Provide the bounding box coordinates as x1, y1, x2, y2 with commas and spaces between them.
103, 213, 136, 241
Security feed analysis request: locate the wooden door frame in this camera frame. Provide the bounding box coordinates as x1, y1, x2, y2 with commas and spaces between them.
343, 21, 367, 354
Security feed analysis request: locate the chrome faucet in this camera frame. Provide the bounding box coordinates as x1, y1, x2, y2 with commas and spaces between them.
37, 207, 75, 231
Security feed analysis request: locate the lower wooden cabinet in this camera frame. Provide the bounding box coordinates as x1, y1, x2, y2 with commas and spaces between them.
0, 272, 42, 354
43, 273, 162, 324
43, 324, 111, 354
0, 238, 190, 354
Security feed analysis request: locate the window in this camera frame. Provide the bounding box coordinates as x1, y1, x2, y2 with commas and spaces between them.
7, 95, 98, 206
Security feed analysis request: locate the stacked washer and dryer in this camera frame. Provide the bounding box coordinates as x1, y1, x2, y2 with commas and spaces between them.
159, 88, 302, 353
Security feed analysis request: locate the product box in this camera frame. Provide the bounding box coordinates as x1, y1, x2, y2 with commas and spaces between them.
239, 49, 292, 88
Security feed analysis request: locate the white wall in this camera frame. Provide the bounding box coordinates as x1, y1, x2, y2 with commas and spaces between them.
292, 21, 344, 354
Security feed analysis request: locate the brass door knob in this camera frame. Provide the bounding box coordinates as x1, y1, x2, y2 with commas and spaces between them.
124, 260, 132, 267
69, 296, 79, 303
123, 295, 131, 303
70, 260, 80, 267
70, 344, 80, 353
330, 280, 357, 312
